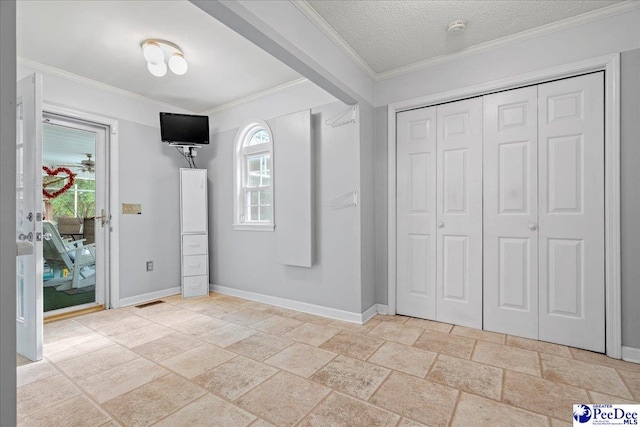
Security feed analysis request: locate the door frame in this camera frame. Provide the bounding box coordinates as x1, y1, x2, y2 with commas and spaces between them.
387, 53, 621, 358
43, 103, 120, 309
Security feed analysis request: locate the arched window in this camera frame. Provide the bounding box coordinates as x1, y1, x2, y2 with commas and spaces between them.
233, 120, 274, 231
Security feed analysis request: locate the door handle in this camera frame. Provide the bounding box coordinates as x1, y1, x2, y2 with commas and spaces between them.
528, 222, 537, 230
43, 232, 52, 241
18, 232, 33, 242
94, 208, 110, 227
437, 222, 445, 228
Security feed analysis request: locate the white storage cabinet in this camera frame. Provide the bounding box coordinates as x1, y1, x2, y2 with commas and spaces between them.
180, 168, 209, 298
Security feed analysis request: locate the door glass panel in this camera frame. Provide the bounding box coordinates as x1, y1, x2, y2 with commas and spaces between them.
16, 103, 26, 321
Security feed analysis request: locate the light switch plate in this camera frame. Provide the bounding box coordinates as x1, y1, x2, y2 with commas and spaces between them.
122, 203, 142, 215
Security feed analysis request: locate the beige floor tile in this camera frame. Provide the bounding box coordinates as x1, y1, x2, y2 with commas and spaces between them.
87, 315, 155, 337
146, 308, 204, 327
374, 314, 409, 324
77, 358, 168, 403
250, 419, 276, 427
413, 329, 475, 359
319, 331, 384, 360
227, 332, 294, 361
452, 392, 548, 427
293, 312, 334, 326
472, 341, 541, 376
154, 393, 256, 427
44, 333, 114, 363
200, 304, 244, 318
265, 343, 336, 378
54, 345, 139, 380
506, 335, 572, 358
368, 341, 436, 377
427, 354, 503, 400
131, 332, 202, 362
404, 318, 453, 333
369, 371, 459, 427
299, 392, 400, 427
327, 319, 381, 334
367, 321, 422, 345
222, 308, 273, 326
451, 326, 505, 344
110, 324, 174, 349
43, 319, 95, 345
550, 419, 572, 427
193, 355, 277, 400
17, 359, 58, 387
540, 353, 632, 399
199, 323, 258, 348
310, 355, 391, 400
17, 395, 111, 427
16, 353, 31, 367
588, 390, 638, 404
215, 294, 249, 305
283, 323, 340, 346
170, 316, 229, 336
263, 306, 300, 318
236, 371, 330, 427
252, 315, 304, 335
502, 370, 589, 420
570, 348, 640, 373
17, 374, 80, 419
617, 369, 640, 401
161, 344, 235, 379
102, 374, 205, 427
241, 301, 272, 311
397, 418, 427, 427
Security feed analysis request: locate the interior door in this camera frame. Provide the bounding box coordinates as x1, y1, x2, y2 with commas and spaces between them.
396, 107, 437, 319
538, 72, 605, 352
436, 98, 483, 328
16, 73, 43, 361
483, 86, 539, 339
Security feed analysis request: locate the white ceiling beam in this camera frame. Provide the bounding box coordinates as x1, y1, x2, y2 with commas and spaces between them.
190, 0, 375, 106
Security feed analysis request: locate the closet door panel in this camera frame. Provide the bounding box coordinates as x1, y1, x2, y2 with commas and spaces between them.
483, 86, 539, 339
538, 72, 605, 352
396, 107, 437, 319
436, 97, 483, 328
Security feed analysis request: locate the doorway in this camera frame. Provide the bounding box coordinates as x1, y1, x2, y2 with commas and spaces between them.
41, 113, 110, 316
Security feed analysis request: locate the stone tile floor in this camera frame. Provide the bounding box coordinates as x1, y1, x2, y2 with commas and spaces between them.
16, 292, 640, 426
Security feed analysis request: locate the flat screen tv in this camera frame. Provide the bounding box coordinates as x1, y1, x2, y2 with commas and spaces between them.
160, 112, 209, 145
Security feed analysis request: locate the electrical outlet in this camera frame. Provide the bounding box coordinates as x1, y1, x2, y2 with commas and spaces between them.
146, 261, 153, 271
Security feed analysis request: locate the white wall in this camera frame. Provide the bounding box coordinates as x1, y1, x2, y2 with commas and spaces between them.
359, 102, 376, 311
0, 1, 17, 425
17, 62, 189, 305
203, 99, 366, 314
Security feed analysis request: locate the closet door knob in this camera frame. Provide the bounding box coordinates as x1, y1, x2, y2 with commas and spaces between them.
437, 222, 445, 228
528, 222, 537, 230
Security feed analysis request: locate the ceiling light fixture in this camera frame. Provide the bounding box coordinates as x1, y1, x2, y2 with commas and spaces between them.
141, 39, 188, 77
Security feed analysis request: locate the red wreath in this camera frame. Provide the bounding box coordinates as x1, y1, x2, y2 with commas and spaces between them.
42, 166, 76, 199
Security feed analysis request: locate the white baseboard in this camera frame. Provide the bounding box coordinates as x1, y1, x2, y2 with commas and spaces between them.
211, 284, 374, 324
622, 346, 640, 364
361, 304, 379, 323
376, 304, 389, 315
119, 287, 181, 308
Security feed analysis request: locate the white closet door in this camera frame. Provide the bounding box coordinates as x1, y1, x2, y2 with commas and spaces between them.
538, 73, 605, 352
396, 107, 437, 319
483, 86, 539, 339
436, 98, 483, 328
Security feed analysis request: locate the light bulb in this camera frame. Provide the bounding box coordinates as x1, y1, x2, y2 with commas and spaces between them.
168, 53, 188, 75
143, 42, 164, 65
147, 61, 167, 77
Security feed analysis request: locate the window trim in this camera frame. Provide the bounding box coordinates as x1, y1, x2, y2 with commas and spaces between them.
233, 119, 274, 231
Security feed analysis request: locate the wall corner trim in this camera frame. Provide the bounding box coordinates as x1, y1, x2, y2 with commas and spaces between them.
211, 284, 367, 324
622, 346, 640, 364
119, 287, 181, 308
376, 304, 389, 315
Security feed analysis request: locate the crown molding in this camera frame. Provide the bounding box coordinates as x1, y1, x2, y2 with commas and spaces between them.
199, 77, 309, 115
291, 1, 639, 82
17, 56, 193, 112
290, 0, 378, 80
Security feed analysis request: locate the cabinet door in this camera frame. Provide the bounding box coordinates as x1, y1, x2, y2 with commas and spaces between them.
538, 72, 605, 352
483, 86, 539, 339
396, 107, 437, 319
181, 169, 207, 233
436, 97, 483, 328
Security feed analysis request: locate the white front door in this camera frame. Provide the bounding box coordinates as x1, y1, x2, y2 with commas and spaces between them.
396, 107, 437, 319
16, 73, 43, 361
436, 98, 483, 328
483, 86, 539, 339
538, 72, 605, 352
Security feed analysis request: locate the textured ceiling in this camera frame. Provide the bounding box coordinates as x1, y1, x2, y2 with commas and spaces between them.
307, 0, 624, 74
17, 0, 301, 112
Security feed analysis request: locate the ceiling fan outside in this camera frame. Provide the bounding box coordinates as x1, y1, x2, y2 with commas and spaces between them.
55, 153, 96, 173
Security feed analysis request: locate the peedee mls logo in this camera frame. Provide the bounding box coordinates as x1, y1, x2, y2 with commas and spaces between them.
573, 404, 640, 426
